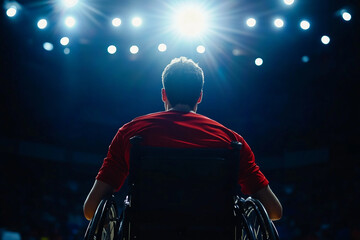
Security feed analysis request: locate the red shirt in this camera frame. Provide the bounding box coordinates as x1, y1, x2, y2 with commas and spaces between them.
96, 110, 269, 195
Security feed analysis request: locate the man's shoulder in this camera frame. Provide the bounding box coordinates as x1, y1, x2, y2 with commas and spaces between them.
194, 114, 245, 141
120, 111, 171, 129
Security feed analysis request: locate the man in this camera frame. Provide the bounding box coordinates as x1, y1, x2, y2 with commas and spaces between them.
83, 57, 282, 221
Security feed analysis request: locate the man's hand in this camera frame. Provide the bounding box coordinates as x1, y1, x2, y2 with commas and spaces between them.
83, 180, 115, 220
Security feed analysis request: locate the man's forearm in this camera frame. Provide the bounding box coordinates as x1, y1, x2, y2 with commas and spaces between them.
252, 185, 283, 221
83, 180, 115, 220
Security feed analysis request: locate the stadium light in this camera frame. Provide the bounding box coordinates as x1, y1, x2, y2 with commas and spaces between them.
64, 48, 70, 55
6, 6, 17, 17
300, 20, 310, 30
63, 0, 78, 8
130, 45, 139, 54
158, 43, 167, 52
246, 18, 256, 27
342, 11, 351, 21
196, 45, 205, 54
60, 37, 69, 46
112, 18, 121, 27
174, 4, 208, 38
107, 45, 117, 54
284, 0, 294, 5
43, 42, 54, 51
65, 16, 76, 28
274, 18, 284, 28
37, 19, 47, 29
302, 56, 309, 63
321, 35, 330, 45
131, 17, 142, 27
255, 58, 263, 66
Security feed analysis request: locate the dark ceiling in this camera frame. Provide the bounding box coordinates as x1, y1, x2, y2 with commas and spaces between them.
0, 0, 359, 157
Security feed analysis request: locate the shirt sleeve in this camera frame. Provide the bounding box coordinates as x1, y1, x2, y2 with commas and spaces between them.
237, 137, 269, 195
96, 129, 129, 191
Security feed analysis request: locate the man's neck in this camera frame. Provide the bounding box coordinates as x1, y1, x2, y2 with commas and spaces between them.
168, 104, 196, 113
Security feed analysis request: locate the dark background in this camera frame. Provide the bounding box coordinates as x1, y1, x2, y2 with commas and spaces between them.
0, 0, 359, 239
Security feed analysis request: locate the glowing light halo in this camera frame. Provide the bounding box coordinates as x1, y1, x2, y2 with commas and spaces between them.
107, 45, 117, 54
6, 6, 17, 17
130, 45, 139, 54
342, 11, 351, 21
132, 17, 142, 27
284, 0, 294, 6
196, 45, 206, 53
43, 42, 54, 51
321, 35, 330, 45
37, 19, 48, 29
300, 20, 310, 30
159, 0, 236, 49
65, 16, 76, 28
255, 57, 263, 66
158, 43, 167, 52
172, 3, 210, 38
63, 0, 79, 8
246, 18, 256, 27
112, 18, 122, 27
274, 18, 284, 28
60, 37, 70, 46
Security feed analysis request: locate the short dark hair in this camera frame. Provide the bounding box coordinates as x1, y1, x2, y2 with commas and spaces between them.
162, 57, 204, 108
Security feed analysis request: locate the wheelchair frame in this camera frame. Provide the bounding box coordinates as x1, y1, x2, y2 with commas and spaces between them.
84, 195, 279, 240
84, 136, 279, 239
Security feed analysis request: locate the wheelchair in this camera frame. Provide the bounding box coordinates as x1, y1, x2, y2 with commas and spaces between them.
84, 195, 279, 240
84, 136, 280, 240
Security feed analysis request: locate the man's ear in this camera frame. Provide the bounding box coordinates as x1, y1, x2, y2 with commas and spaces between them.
161, 88, 167, 102
197, 90, 203, 104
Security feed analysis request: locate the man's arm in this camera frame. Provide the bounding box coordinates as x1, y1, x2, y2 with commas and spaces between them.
252, 185, 283, 221
83, 180, 115, 220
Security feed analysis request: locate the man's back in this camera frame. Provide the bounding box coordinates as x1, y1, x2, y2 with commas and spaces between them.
96, 110, 269, 196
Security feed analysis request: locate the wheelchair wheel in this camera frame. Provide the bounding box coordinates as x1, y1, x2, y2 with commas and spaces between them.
84, 195, 119, 240
243, 197, 279, 240
248, 198, 279, 240
234, 197, 256, 240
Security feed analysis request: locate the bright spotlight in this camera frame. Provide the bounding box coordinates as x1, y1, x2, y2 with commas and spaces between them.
255, 58, 263, 66
65, 16, 76, 28
130, 45, 139, 54
246, 18, 256, 27
342, 12, 352, 21
43, 42, 54, 51
132, 17, 142, 27
158, 43, 167, 52
37, 19, 47, 29
174, 4, 208, 37
107, 45, 117, 54
284, 0, 294, 5
64, 48, 70, 55
300, 20, 310, 30
112, 18, 122, 27
321, 35, 330, 45
302, 56, 309, 63
274, 18, 284, 28
63, 0, 78, 8
60, 37, 69, 46
6, 6, 17, 17
196, 45, 205, 54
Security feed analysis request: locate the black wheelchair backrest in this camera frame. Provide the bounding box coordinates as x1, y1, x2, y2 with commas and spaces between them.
127, 136, 242, 229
